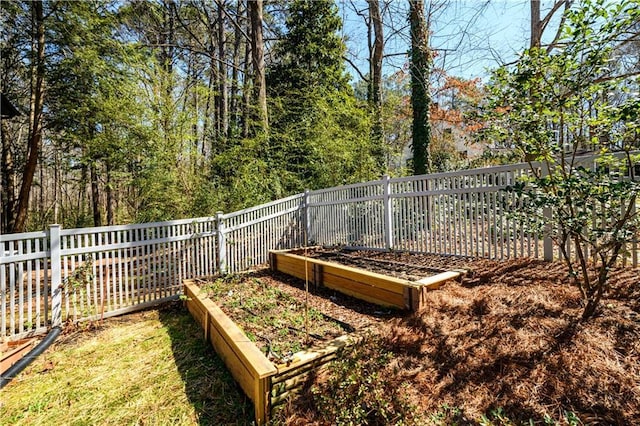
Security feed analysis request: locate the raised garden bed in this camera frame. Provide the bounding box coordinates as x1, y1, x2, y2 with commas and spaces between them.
1, 338, 38, 376
197, 275, 354, 362
269, 248, 467, 311
183, 276, 371, 425
184, 249, 469, 423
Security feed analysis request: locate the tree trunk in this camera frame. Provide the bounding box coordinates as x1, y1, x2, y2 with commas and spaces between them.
530, 0, 542, 48
13, 0, 45, 233
367, 0, 385, 171
218, 1, 229, 139
161, 0, 176, 147
90, 162, 102, 227
409, 0, 432, 175
106, 161, 114, 226
241, 3, 251, 139
531, 0, 570, 52
1, 120, 16, 233
249, 0, 268, 133
229, 1, 244, 139
79, 163, 88, 227
192, 67, 199, 168
202, 55, 214, 157
368, 0, 383, 107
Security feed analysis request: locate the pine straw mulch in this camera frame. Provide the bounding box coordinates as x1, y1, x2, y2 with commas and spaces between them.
278, 257, 640, 425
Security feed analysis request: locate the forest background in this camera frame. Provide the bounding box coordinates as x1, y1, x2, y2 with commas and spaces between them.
1, 0, 638, 233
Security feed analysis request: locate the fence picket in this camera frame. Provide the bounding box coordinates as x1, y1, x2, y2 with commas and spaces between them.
1, 262, 6, 338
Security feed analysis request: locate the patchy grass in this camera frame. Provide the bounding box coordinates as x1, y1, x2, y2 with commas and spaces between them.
0, 302, 254, 425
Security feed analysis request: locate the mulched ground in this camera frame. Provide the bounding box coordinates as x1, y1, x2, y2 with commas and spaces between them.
270, 249, 640, 425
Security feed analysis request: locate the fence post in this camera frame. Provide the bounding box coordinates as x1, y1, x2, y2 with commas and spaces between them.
216, 211, 227, 274
49, 224, 63, 327
383, 175, 393, 250
303, 189, 310, 246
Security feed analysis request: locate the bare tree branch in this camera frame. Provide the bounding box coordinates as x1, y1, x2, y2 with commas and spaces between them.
343, 55, 369, 81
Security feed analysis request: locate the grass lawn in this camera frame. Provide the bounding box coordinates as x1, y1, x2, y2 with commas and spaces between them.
0, 302, 254, 425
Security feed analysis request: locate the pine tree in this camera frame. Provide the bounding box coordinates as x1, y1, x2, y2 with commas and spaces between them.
268, 0, 350, 96
266, 0, 376, 192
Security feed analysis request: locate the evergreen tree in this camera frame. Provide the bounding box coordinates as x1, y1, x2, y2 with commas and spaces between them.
266, 0, 377, 193
268, 0, 350, 95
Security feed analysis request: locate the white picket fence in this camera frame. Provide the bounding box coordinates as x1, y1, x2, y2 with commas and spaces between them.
0, 193, 308, 340
306, 163, 543, 259
2, 156, 638, 340
220, 193, 305, 274
1, 218, 219, 339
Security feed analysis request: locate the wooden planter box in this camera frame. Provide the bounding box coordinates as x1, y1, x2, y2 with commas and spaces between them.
1, 339, 37, 375
269, 249, 462, 311
183, 280, 367, 425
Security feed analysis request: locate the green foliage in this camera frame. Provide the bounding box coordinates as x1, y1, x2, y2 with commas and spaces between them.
44, 1, 174, 225
482, 0, 640, 319
265, 0, 379, 194
268, 0, 350, 94
268, 90, 377, 192
311, 335, 418, 425
429, 404, 466, 425
201, 274, 348, 359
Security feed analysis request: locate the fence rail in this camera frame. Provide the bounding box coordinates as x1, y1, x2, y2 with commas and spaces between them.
2, 155, 638, 340
1, 218, 219, 340
306, 163, 542, 260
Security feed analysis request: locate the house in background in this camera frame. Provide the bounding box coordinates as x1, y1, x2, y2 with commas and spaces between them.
1, 93, 20, 119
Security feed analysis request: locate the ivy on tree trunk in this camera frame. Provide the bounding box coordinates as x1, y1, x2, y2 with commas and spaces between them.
409, 0, 432, 176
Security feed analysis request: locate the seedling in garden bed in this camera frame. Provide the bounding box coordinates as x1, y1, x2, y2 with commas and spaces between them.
199, 274, 351, 362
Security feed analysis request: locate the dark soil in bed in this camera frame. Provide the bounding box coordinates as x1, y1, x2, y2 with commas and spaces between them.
196, 268, 397, 363
290, 247, 475, 281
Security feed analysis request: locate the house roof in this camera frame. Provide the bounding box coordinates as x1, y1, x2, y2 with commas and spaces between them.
1, 93, 20, 118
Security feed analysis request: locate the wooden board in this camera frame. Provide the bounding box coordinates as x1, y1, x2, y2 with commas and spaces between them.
270, 250, 463, 311
321, 272, 405, 307
1, 340, 36, 375
184, 281, 276, 425
415, 271, 462, 288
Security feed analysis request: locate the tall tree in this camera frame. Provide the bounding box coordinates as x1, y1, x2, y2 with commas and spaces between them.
367, 0, 385, 171
266, 0, 375, 192
12, 1, 45, 232
249, 0, 268, 134
217, 0, 228, 139
409, 0, 432, 175
269, 0, 350, 93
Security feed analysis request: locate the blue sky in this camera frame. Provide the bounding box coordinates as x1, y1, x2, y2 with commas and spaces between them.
339, 0, 565, 81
